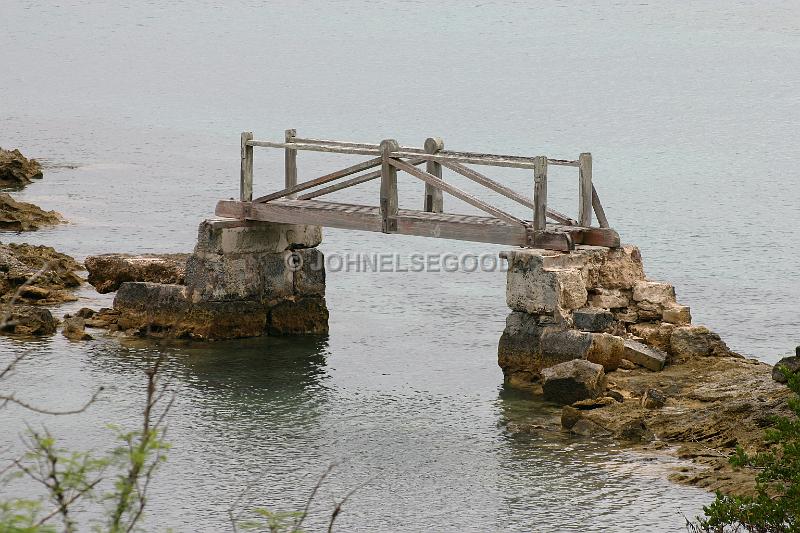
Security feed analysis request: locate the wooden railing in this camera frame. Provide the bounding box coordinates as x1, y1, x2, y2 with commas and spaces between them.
222, 130, 617, 251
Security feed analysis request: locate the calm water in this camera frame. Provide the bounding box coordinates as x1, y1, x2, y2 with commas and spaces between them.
2, 1, 799, 531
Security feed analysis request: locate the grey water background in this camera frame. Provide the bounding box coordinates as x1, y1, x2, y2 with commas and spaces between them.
1, 1, 798, 531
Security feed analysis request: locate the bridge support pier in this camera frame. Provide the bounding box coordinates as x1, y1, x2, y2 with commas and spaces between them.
498, 245, 736, 390
113, 219, 328, 340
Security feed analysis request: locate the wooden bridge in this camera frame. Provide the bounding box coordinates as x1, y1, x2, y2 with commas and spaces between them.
215, 130, 620, 251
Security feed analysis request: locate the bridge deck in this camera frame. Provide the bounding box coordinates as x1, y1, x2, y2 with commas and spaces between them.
215, 199, 619, 249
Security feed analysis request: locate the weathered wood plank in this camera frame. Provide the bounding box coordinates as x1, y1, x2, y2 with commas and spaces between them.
424, 137, 444, 213
252, 157, 383, 203
240, 131, 254, 202
285, 129, 298, 198
591, 184, 609, 228
388, 157, 526, 227
441, 161, 576, 225
533, 156, 548, 231
297, 158, 426, 200
578, 152, 592, 227
249, 140, 383, 157
380, 139, 400, 233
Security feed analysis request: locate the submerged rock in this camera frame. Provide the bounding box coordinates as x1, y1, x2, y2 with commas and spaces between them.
0, 148, 43, 188
62, 316, 92, 341
0, 305, 57, 336
85, 253, 189, 293
541, 359, 606, 404
0, 193, 63, 231
0, 242, 82, 304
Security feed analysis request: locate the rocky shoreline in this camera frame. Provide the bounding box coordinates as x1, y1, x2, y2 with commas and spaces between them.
0, 146, 796, 500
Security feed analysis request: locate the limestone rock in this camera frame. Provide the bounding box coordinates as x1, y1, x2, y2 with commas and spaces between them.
0, 305, 56, 336
504, 249, 586, 315
663, 305, 692, 325
629, 322, 675, 352
194, 218, 321, 255
613, 307, 639, 324
573, 307, 615, 332
267, 296, 329, 335
86, 253, 188, 294
0, 193, 63, 231
0, 243, 82, 304
633, 281, 676, 305
641, 388, 667, 409
0, 148, 43, 187
588, 288, 629, 309
618, 358, 637, 370
541, 359, 606, 405
772, 356, 800, 383
114, 282, 268, 340
184, 250, 292, 303
586, 333, 624, 371
572, 396, 616, 410
540, 328, 593, 365
594, 246, 646, 290
670, 326, 712, 357
623, 339, 667, 371
62, 317, 92, 341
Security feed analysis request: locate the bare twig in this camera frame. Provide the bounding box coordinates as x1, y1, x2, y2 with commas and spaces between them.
0, 387, 103, 415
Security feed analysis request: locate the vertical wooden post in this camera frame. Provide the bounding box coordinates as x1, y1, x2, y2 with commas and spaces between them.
285, 128, 298, 198
533, 156, 548, 232
380, 139, 399, 233
240, 131, 254, 202
578, 152, 592, 227
423, 137, 444, 213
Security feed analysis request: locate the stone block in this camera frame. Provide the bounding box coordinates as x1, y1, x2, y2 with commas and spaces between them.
663, 305, 691, 325
292, 248, 326, 296
613, 308, 639, 324
497, 312, 543, 384
540, 328, 593, 366
194, 218, 322, 255
184, 251, 293, 303
670, 326, 711, 357
629, 322, 675, 351
573, 308, 615, 332
632, 281, 676, 305
641, 388, 667, 409
594, 246, 646, 290
623, 339, 667, 371
588, 288, 629, 309
586, 333, 624, 371
268, 296, 329, 335
114, 282, 268, 340
506, 263, 586, 315
541, 359, 606, 405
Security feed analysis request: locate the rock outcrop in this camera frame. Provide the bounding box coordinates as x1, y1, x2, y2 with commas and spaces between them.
0, 193, 63, 231
0, 242, 82, 304
111, 218, 327, 340
85, 253, 188, 293
0, 305, 57, 336
498, 245, 738, 388
0, 148, 43, 188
